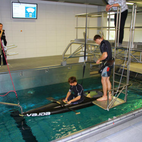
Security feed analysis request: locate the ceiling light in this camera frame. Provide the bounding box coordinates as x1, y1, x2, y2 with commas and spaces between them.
126, 2, 134, 5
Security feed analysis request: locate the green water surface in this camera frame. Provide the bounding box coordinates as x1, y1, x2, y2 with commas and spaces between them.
0, 76, 142, 142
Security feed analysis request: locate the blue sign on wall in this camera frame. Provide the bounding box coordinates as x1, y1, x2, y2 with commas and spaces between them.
25, 7, 36, 18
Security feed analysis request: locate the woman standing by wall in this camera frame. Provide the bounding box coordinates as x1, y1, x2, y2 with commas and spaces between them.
0, 23, 7, 66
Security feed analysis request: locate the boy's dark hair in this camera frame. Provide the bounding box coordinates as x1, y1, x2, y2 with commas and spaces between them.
68, 76, 77, 83
0, 23, 3, 26
94, 35, 101, 41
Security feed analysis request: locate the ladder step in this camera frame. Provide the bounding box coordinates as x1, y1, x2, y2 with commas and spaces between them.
122, 91, 127, 94
114, 81, 125, 85
90, 71, 98, 75
115, 64, 127, 68
114, 72, 127, 77
116, 45, 128, 49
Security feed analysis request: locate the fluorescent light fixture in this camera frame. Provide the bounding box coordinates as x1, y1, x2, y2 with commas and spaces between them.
126, 2, 134, 5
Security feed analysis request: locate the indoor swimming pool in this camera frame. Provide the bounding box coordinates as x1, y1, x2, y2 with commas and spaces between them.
0, 76, 142, 142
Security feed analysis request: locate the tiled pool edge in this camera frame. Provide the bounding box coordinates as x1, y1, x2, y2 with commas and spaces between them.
52, 108, 142, 142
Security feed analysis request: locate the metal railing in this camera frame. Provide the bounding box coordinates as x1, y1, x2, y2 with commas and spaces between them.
61, 39, 100, 66
0, 102, 23, 114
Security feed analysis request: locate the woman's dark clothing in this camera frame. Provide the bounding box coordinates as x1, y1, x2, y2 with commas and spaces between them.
0, 30, 7, 65
114, 9, 128, 44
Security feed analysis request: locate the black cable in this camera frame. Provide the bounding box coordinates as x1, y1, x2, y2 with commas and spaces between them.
81, 2, 87, 85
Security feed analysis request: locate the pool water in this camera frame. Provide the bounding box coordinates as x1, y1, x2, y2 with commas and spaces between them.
0, 76, 142, 142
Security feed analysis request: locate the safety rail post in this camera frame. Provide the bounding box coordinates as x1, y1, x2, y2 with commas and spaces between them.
125, 4, 137, 101
112, 6, 121, 99
76, 16, 78, 39
108, 12, 111, 40
101, 12, 104, 38
0, 102, 23, 114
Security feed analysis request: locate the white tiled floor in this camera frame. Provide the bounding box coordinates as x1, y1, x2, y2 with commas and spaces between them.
97, 121, 142, 142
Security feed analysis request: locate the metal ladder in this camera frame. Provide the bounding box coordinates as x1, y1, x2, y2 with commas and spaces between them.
109, 4, 137, 110
93, 5, 137, 110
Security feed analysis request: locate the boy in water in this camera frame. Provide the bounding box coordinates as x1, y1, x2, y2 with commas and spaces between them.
63, 76, 84, 104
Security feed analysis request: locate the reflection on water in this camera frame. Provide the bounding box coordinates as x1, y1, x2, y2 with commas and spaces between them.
0, 77, 142, 142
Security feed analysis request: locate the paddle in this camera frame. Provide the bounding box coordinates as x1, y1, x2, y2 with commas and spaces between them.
46, 97, 80, 115
46, 97, 62, 106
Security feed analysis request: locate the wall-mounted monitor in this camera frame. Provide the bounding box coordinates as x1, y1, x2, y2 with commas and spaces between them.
12, 2, 38, 19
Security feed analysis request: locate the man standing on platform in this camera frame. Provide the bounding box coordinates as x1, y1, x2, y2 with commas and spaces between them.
0, 23, 7, 66
94, 35, 113, 101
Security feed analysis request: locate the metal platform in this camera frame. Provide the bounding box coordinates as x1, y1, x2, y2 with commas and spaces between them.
92, 96, 126, 110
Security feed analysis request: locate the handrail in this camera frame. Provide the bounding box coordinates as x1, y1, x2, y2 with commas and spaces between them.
0, 102, 23, 114
75, 9, 142, 17
62, 40, 142, 66
62, 39, 99, 63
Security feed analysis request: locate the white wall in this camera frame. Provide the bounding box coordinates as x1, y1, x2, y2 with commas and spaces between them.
0, 0, 98, 59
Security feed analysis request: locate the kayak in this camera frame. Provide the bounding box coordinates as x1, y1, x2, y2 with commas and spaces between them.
23, 90, 103, 117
